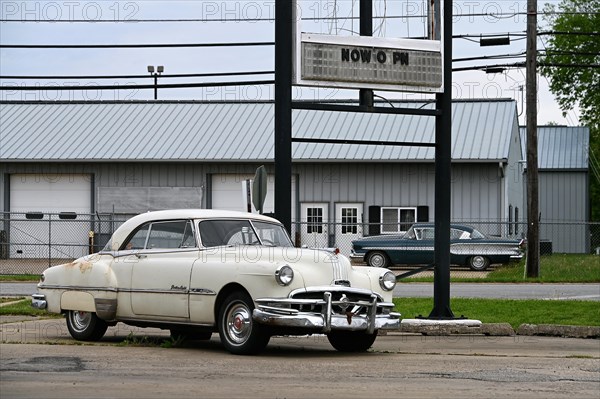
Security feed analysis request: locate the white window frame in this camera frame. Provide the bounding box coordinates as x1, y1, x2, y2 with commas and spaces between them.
380, 207, 417, 234
340, 206, 359, 235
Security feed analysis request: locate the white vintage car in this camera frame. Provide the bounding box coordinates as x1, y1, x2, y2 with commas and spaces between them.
32, 210, 400, 355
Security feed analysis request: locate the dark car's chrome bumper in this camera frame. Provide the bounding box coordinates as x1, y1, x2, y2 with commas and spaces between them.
253, 292, 401, 334
31, 294, 47, 310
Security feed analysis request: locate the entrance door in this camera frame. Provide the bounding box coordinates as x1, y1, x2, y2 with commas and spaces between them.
300, 203, 329, 248
335, 203, 363, 256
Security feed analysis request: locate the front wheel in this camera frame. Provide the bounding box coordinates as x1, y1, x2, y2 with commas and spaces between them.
218, 291, 270, 355
327, 331, 378, 352
468, 255, 490, 271
367, 251, 389, 268
66, 310, 108, 341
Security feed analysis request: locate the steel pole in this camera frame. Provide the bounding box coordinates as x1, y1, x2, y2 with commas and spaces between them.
274, 1, 293, 233
429, 0, 454, 319
359, 0, 373, 109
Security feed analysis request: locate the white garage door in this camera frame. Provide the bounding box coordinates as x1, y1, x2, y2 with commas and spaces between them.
9, 174, 92, 259
211, 173, 298, 243
211, 174, 296, 215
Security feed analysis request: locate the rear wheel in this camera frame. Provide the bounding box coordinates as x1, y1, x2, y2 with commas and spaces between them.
327, 331, 378, 352
66, 310, 108, 341
367, 251, 389, 268
218, 291, 270, 355
468, 255, 490, 271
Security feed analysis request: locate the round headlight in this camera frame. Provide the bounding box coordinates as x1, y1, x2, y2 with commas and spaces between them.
379, 271, 396, 291
275, 265, 294, 286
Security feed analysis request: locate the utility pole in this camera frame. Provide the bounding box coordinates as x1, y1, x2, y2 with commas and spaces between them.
526, 0, 540, 277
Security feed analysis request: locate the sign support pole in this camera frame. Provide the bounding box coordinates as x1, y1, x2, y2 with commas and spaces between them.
429, 0, 455, 319
274, 1, 293, 233
359, 0, 374, 109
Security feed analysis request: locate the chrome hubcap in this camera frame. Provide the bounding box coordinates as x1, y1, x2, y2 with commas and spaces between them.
370, 254, 384, 267
71, 311, 91, 332
472, 256, 485, 269
225, 303, 251, 345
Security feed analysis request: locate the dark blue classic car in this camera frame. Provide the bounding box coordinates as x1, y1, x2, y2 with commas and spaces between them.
350, 223, 524, 271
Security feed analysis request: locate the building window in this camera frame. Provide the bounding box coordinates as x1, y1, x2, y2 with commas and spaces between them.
381, 207, 416, 233
515, 207, 519, 235
341, 207, 358, 234
307, 207, 323, 234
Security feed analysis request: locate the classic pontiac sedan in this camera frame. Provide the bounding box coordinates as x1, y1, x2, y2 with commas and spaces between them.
351, 223, 524, 271
32, 210, 400, 355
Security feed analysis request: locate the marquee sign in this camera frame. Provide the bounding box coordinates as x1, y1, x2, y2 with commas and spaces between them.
294, 33, 443, 93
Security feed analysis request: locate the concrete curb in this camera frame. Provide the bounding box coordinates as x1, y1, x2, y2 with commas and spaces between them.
517, 324, 600, 339
381, 320, 598, 339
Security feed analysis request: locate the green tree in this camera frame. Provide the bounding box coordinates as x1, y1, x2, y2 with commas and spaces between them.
539, 0, 600, 221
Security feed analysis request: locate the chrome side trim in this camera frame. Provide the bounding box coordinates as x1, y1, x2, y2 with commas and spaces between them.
38, 285, 118, 292
118, 317, 214, 328
189, 288, 217, 296
38, 285, 217, 296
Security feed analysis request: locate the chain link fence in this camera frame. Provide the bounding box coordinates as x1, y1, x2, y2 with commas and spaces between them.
1, 211, 599, 276
0, 212, 134, 275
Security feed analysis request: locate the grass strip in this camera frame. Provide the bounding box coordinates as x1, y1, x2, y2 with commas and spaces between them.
0, 298, 60, 317
394, 297, 600, 329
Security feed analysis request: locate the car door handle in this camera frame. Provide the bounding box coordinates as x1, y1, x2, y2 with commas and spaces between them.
134, 254, 147, 259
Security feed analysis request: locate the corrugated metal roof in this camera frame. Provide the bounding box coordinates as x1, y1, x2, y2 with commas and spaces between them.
1, 100, 517, 162
519, 126, 589, 169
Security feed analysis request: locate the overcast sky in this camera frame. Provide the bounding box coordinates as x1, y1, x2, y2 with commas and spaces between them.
0, 0, 581, 126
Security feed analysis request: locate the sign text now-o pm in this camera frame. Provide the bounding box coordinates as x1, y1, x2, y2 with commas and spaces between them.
295, 33, 443, 93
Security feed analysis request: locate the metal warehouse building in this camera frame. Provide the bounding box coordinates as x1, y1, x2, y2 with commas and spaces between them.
0, 99, 589, 257
520, 126, 590, 253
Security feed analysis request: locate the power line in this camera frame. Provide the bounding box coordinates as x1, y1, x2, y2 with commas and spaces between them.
453, 62, 600, 72
0, 71, 274, 80
0, 41, 274, 49
3, 32, 595, 50
0, 80, 275, 91
1, 11, 597, 23
538, 30, 600, 36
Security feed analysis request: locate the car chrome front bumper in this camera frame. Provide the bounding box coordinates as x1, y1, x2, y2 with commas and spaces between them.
31, 294, 47, 310
253, 292, 401, 334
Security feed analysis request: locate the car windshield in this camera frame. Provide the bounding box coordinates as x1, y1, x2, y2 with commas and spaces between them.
199, 219, 293, 248
251, 221, 294, 247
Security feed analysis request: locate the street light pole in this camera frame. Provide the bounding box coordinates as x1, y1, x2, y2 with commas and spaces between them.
147, 65, 164, 100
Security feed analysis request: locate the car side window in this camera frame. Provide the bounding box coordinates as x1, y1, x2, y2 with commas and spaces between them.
422, 228, 435, 240
199, 220, 258, 247
123, 220, 196, 250
451, 228, 469, 240
126, 224, 150, 249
